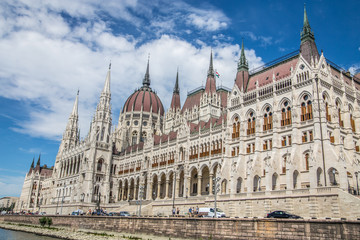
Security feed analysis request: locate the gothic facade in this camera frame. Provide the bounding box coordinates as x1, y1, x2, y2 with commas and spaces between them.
17, 8, 360, 219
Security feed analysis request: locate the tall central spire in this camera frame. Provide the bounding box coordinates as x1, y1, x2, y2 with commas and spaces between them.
142, 56, 151, 87
207, 50, 215, 77
301, 4, 315, 43
71, 90, 79, 117
102, 63, 111, 94
238, 39, 248, 72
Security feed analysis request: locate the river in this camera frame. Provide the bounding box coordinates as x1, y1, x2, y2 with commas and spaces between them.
0, 228, 62, 240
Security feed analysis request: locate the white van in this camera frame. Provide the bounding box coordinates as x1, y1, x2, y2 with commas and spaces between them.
198, 208, 226, 218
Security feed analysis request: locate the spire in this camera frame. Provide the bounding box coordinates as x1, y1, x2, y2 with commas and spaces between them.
238, 39, 248, 72
170, 70, 181, 110
36, 154, 41, 166
173, 68, 180, 94
71, 90, 79, 117
30, 158, 34, 168
300, 4, 319, 64
300, 4, 315, 43
102, 62, 111, 94
142, 55, 151, 88
207, 50, 215, 77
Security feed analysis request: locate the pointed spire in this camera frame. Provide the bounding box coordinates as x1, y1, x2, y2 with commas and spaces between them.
301, 4, 315, 43
143, 55, 151, 88
238, 39, 249, 72
207, 50, 215, 77
102, 63, 111, 94
36, 154, 41, 166
30, 157, 34, 168
173, 68, 180, 94
71, 90, 79, 117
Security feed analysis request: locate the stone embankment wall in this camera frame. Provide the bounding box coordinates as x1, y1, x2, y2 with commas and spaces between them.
1, 215, 360, 240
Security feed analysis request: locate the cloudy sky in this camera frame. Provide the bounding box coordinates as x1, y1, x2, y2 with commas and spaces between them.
0, 0, 359, 198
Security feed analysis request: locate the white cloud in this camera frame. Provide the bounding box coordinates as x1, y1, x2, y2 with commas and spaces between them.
240, 31, 273, 46
0, 175, 25, 198
349, 64, 360, 75
0, 0, 263, 141
187, 13, 228, 31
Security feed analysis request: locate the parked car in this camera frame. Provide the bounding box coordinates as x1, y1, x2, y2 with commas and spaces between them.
198, 208, 226, 218
266, 211, 302, 219
119, 211, 130, 217
108, 212, 119, 216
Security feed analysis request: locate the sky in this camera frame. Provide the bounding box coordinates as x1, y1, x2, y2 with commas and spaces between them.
0, 0, 359, 198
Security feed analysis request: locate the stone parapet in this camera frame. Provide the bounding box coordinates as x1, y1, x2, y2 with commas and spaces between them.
1, 215, 360, 240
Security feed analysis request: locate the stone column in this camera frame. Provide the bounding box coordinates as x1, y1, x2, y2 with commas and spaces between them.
147, 181, 153, 200
157, 182, 161, 199
209, 174, 213, 195
121, 184, 125, 201
165, 180, 170, 199
197, 176, 202, 196
187, 176, 191, 197
175, 177, 180, 198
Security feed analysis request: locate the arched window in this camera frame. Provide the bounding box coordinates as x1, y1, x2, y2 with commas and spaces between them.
232, 116, 240, 139
349, 105, 356, 132
293, 171, 299, 189
263, 106, 273, 131
305, 153, 310, 171
281, 101, 291, 126
132, 131, 138, 145
272, 173, 278, 190
253, 175, 261, 192
97, 159, 103, 172
142, 131, 147, 142
336, 101, 343, 127
247, 112, 256, 135
300, 94, 313, 121
236, 177, 242, 193
323, 94, 331, 122
282, 156, 286, 174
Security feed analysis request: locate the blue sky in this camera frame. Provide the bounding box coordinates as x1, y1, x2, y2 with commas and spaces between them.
0, 0, 359, 198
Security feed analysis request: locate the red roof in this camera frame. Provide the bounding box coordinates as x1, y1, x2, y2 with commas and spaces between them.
205, 75, 216, 94
170, 92, 181, 110
181, 90, 203, 113
247, 57, 298, 91
122, 87, 164, 115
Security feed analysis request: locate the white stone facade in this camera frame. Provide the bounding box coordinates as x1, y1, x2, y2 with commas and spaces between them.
18, 9, 360, 219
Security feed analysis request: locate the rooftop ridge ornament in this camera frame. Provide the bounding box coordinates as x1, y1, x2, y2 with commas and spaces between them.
301, 3, 315, 43
238, 38, 249, 72
207, 49, 215, 77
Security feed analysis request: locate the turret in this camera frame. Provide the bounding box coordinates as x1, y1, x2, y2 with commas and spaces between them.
170, 70, 181, 111
205, 50, 217, 94
235, 39, 250, 92
59, 90, 79, 152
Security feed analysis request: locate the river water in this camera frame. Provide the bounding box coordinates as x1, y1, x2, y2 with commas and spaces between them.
0, 228, 61, 240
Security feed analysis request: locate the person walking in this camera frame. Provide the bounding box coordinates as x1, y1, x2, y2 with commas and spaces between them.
188, 207, 192, 217
176, 207, 180, 216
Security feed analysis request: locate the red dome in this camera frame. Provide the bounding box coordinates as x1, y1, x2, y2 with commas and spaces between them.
122, 87, 164, 115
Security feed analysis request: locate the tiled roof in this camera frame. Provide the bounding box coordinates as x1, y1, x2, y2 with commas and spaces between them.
247, 57, 299, 91
122, 87, 164, 115
205, 75, 216, 94
170, 92, 181, 110
181, 90, 203, 113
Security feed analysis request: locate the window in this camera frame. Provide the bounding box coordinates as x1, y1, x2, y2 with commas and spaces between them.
97, 159, 103, 172
282, 136, 291, 147
305, 153, 310, 171
263, 139, 272, 150
336, 101, 343, 127
263, 107, 273, 131
246, 143, 255, 154
302, 131, 313, 143
350, 105, 356, 132
232, 116, 240, 139
281, 101, 292, 126
132, 131, 138, 145
301, 95, 313, 121
323, 94, 331, 122
247, 112, 256, 135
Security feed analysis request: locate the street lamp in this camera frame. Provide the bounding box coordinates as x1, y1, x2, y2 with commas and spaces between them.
213, 177, 220, 218
332, 169, 337, 185
355, 172, 359, 195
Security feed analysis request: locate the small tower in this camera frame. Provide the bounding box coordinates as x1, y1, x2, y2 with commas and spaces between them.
164, 70, 182, 133
235, 39, 250, 92
300, 4, 319, 64
90, 63, 112, 143
58, 91, 79, 152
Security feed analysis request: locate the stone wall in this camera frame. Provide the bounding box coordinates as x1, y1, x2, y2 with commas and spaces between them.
1, 215, 360, 239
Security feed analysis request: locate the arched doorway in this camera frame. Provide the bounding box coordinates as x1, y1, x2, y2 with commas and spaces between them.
201, 166, 210, 195
190, 168, 198, 196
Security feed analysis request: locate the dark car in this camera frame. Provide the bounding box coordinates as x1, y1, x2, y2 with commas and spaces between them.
108, 212, 119, 216
119, 211, 130, 217
266, 211, 302, 219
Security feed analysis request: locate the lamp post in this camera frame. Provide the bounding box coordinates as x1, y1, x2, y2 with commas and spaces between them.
332, 169, 337, 185
355, 172, 359, 195
60, 183, 66, 215
213, 177, 220, 218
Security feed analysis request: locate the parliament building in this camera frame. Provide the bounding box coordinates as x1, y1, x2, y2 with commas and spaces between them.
17, 7, 360, 219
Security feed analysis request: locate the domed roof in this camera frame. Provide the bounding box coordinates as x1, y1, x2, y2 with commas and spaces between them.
122, 58, 164, 115
122, 87, 164, 115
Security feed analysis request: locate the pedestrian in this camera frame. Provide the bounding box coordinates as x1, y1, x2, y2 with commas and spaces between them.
192, 207, 195, 216
189, 207, 192, 217
176, 207, 180, 216
196, 206, 199, 216
172, 207, 176, 216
